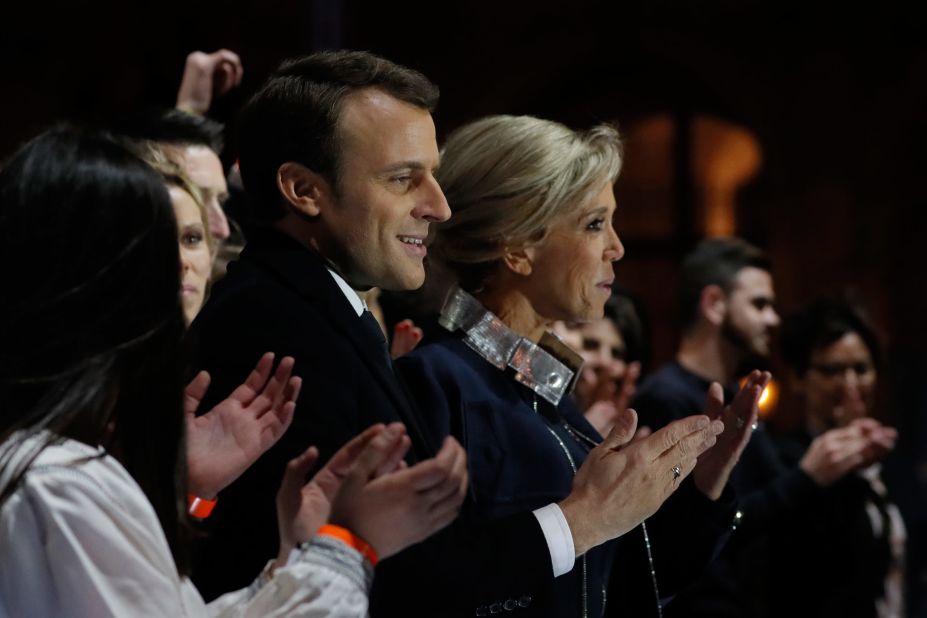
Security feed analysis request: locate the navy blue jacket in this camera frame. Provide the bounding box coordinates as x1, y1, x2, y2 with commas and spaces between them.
399, 336, 738, 617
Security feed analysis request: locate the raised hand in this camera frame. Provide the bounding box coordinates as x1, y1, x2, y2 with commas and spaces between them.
176, 49, 244, 115
274, 424, 409, 567
330, 434, 468, 560
692, 370, 771, 499
800, 416, 897, 487
186, 353, 301, 498
583, 361, 641, 436
390, 319, 424, 359
560, 408, 724, 556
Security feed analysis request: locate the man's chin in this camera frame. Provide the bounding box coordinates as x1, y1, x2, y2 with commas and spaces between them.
380, 267, 426, 291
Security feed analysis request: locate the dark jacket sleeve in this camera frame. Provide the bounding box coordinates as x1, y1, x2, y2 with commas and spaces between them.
726, 427, 820, 536
189, 281, 368, 600
375, 351, 557, 617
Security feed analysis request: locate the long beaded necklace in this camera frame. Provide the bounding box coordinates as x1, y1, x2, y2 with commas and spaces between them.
532, 395, 663, 618
441, 287, 663, 617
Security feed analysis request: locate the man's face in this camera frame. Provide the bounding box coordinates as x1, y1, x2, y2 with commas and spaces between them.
318, 89, 450, 290
721, 266, 780, 360
165, 144, 231, 243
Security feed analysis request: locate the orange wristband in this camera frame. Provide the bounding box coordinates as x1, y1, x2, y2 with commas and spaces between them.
316, 524, 379, 566
188, 495, 218, 519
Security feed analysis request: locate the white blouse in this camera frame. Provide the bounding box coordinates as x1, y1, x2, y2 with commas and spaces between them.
0, 436, 370, 618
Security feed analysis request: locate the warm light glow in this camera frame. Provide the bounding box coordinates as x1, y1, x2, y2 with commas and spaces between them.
691, 116, 763, 237
740, 376, 779, 419
758, 385, 771, 407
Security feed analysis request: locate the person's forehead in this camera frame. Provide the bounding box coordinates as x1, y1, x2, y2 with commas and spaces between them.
168, 186, 200, 222
336, 89, 438, 165
812, 332, 872, 361
731, 266, 774, 297
173, 145, 227, 194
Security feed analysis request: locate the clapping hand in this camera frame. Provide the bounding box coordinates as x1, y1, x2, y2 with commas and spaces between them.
186, 353, 301, 499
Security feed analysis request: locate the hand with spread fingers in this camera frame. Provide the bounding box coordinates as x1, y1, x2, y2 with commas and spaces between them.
692, 370, 772, 500
185, 352, 301, 499
559, 407, 724, 556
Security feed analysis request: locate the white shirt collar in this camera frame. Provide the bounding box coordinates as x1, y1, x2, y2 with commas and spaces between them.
326, 268, 366, 317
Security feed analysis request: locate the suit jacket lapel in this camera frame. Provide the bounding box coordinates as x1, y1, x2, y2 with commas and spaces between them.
242, 229, 437, 459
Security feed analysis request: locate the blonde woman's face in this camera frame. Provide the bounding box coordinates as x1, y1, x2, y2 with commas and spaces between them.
170, 186, 211, 324
523, 182, 624, 323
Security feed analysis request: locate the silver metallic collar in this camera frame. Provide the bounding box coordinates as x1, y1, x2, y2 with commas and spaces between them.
439, 286, 583, 405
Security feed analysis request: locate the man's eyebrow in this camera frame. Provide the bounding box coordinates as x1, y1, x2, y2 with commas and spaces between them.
380, 161, 427, 173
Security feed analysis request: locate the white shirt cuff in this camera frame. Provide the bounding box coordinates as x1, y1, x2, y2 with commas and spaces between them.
532, 503, 575, 577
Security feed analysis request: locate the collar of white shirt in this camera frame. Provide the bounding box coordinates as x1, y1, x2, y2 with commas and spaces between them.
326, 268, 366, 318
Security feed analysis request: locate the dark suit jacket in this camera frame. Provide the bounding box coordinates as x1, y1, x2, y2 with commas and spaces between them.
398, 335, 738, 618
190, 228, 552, 616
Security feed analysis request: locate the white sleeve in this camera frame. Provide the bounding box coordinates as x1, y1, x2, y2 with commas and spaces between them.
532, 503, 576, 577
0, 465, 199, 618
205, 537, 370, 618
0, 453, 369, 618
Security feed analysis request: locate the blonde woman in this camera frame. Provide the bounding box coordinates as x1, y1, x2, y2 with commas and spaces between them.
397, 115, 768, 617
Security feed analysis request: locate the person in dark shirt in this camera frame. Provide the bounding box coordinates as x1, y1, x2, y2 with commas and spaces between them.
633, 238, 896, 617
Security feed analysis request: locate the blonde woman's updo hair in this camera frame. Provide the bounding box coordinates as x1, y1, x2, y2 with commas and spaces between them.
433, 115, 623, 293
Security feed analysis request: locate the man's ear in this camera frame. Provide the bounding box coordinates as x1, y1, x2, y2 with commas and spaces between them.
700, 284, 727, 326
502, 244, 535, 277
276, 162, 333, 218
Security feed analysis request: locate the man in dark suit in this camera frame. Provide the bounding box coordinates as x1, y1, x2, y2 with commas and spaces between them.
189, 50, 463, 602
191, 50, 730, 617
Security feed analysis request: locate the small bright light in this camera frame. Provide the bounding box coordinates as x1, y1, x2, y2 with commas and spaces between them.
758, 386, 771, 407
740, 376, 779, 419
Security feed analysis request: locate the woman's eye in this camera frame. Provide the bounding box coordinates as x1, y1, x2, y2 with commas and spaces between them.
181, 232, 203, 246
586, 217, 605, 231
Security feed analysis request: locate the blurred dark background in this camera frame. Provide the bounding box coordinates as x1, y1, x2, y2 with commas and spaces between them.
3, 0, 926, 608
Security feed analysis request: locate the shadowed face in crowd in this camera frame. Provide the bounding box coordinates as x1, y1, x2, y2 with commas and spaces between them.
165, 144, 231, 244
721, 266, 780, 360
800, 331, 877, 429
170, 186, 211, 323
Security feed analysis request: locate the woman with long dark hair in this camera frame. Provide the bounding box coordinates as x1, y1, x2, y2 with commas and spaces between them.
0, 126, 463, 616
